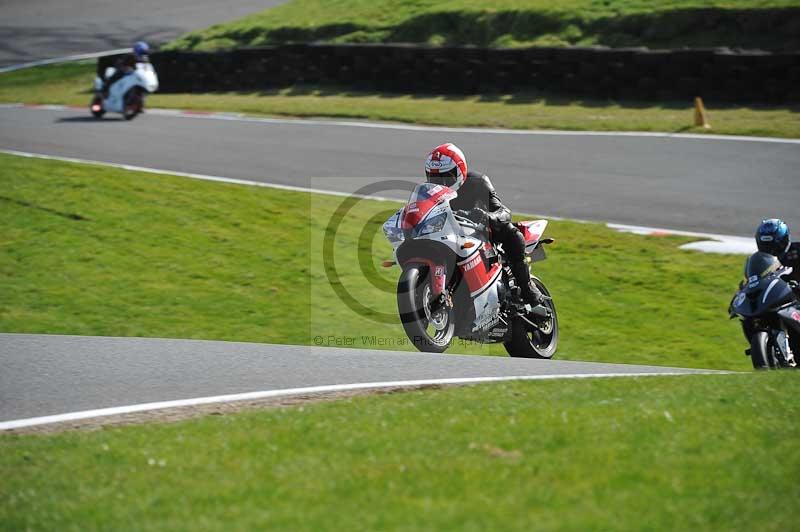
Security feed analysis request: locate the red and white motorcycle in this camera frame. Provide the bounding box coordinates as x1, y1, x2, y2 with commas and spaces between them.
383, 182, 558, 357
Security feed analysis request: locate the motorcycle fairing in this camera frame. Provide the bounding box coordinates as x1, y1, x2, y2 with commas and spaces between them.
457, 247, 502, 297
400, 183, 457, 230
93, 62, 159, 113
456, 246, 504, 334
517, 220, 548, 248
732, 273, 795, 318
777, 306, 800, 335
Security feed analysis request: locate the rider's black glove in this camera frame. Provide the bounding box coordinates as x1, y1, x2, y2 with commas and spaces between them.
467, 208, 489, 225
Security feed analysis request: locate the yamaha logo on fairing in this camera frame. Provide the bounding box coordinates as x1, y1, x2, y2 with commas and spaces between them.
472, 310, 499, 333
487, 327, 508, 338
463, 255, 481, 271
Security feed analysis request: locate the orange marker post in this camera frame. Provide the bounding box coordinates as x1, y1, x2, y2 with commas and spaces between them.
694, 97, 711, 129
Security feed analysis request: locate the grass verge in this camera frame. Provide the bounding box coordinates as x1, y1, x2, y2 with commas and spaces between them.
166, 0, 800, 51
1, 62, 799, 138
0, 152, 749, 369
2, 374, 798, 530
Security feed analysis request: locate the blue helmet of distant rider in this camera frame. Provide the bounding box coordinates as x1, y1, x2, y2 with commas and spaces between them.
756, 218, 790, 256
133, 41, 150, 61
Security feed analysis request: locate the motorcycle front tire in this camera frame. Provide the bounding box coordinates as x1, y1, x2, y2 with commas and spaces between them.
397, 266, 454, 353
123, 89, 143, 121
750, 331, 772, 370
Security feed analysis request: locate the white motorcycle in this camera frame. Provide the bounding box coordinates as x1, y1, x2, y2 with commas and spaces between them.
383, 182, 558, 356
90, 62, 158, 120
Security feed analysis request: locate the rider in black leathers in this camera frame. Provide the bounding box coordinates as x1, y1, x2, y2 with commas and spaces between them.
756, 218, 800, 284
424, 143, 546, 309
754, 219, 800, 357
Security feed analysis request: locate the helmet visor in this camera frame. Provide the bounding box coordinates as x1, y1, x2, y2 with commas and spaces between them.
756, 237, 786, 256
426, 167, 458, 188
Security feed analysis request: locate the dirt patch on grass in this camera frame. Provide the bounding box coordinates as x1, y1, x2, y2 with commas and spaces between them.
5, 385, 446, 435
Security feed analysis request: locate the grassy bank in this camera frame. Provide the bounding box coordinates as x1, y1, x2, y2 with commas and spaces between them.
2, 62, 799, 138
166, 0, 800, 51
0, 152, 748, 369
2, 374, 798, 530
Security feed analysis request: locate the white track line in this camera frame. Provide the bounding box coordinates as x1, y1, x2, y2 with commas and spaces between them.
3, 103, 799, 145
0, 371, 724, 430
0, 148, 402, 202
0, 49, 129, 74
1, 148, 753, 251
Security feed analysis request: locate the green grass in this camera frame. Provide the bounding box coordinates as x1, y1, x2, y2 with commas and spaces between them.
2, 62, 799, 138
0, 152, 750, 369
166, 0, 800, 51
2, 374, 798, 530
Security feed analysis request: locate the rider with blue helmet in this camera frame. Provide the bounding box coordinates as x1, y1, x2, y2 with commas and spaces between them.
756, 219, 800, 283
102, 41, 150, 96
133, 41, 150, 61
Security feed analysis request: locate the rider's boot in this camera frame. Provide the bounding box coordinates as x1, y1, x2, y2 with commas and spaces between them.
510, 260, 550, 316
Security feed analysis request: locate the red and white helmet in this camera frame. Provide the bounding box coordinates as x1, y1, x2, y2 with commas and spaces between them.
425, 143, 468, 191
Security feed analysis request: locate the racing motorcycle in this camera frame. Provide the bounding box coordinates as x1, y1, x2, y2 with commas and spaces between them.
90, 62, 158, 120
383, 182, 557, 357
729, 251, 800, 369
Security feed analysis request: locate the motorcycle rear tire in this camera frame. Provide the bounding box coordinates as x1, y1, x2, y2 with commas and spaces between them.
504, 277, 558, 359
90, 96, 105, 118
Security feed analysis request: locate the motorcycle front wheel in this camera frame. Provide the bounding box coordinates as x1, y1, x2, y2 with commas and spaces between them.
750, 331, 775, 370
123, 89, 143, 121
397, 266, 454, 353
504, 277, 558, 359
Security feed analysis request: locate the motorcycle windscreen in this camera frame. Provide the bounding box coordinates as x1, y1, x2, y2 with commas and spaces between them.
400, 182, 456, 230
744, 252, 781, 279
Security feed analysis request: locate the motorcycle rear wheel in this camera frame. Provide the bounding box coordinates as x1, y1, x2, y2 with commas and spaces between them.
504, 277, 558, 359
397, 266, 454, 353
89, 96, 105, 118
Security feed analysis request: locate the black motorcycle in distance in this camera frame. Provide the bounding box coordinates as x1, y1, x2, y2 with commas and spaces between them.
729, 251, 800, 369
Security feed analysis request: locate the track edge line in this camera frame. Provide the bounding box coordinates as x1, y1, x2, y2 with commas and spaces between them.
0, 371, 731, 430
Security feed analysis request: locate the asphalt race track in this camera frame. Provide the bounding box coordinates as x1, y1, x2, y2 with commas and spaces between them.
0, 0, 286, 68
0, 334, 720, 425
1, 106, 798, 236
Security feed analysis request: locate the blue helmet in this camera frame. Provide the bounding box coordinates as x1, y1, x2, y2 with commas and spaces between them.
133, 41, 150, 58
755, 218, 790, 256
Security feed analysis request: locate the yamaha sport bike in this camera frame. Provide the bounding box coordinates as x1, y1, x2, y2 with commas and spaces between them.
729, 251, 800, 369
383, 182, 558, 357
